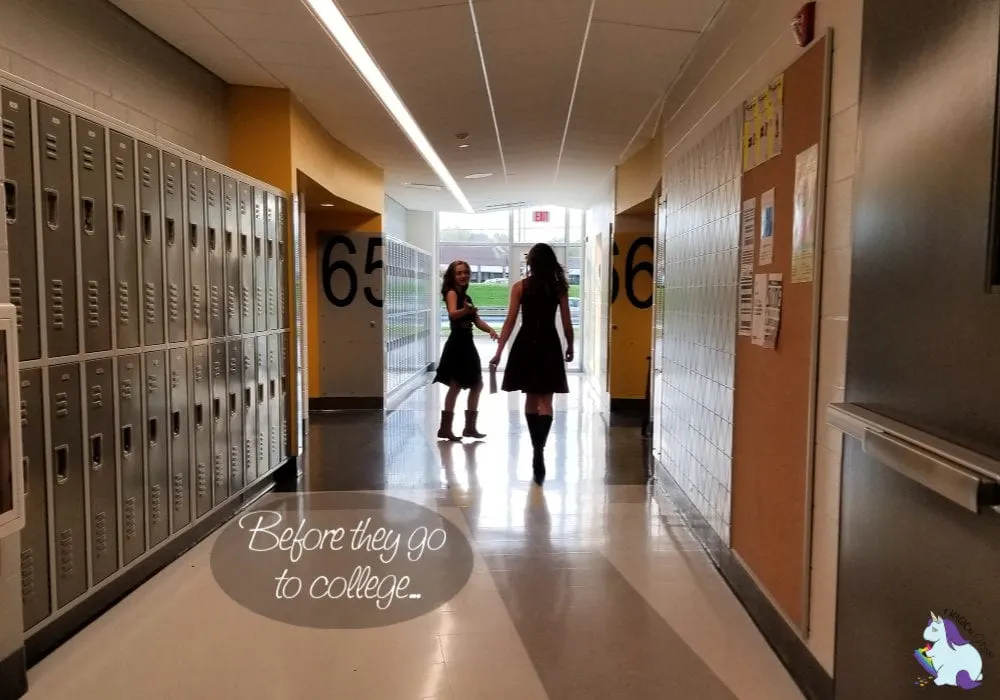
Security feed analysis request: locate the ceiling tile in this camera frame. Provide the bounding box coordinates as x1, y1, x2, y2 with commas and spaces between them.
593, 0, 725, 33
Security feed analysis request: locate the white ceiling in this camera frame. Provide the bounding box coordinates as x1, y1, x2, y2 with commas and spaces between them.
109, 0, 723, 212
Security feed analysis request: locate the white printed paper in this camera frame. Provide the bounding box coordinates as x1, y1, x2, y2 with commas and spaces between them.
751, 273, 768, 345
759, 188, 775, 266
792, 144, 819, 283
763, 273, 783, 349
739, 198, 757, 336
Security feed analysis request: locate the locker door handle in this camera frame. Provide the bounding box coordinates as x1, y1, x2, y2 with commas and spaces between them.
190, 223, 199, 248
113, 204, 126, 239
148, 417, 158, 445
55, 445, 69, 484
90, 434, 103, 470
4, 180, 16, 224
141, 211, 152, 243
81, 197, 95, 234
195, 403, 204, 430
122, 424, 133, 455
225, 230, 234, 253
22, 457, 28, 496
208, 227, 217, 252
213, 397, 221, 422
165, 217, 176, 246
171, 410, 181, 437
44, 188, 59, 230
229, 392, 237, 415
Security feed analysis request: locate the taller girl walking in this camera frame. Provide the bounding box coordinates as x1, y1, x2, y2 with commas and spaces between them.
490, 243, 573, 485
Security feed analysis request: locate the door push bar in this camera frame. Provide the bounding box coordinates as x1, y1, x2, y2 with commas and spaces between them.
827, 403, 1000, 514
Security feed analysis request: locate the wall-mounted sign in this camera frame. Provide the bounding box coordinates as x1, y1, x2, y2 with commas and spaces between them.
743, 75, 784, 171
532, 210, 549, 223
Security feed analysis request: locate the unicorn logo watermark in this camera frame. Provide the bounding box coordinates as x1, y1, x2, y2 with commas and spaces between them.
914, 611, 984, 690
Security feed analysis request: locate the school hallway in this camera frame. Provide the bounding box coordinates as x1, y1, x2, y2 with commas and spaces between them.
21, 374, 804, 700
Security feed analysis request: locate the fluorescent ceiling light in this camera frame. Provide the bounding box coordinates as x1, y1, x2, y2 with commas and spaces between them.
464, 172, 493, 179
301, 0, 474, 214
320, 202, 336, 207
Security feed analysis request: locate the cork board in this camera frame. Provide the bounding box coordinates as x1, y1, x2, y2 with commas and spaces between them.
731, 34, 831, 633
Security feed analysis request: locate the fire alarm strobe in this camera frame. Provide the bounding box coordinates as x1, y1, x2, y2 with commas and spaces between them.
792, 2, 816, 47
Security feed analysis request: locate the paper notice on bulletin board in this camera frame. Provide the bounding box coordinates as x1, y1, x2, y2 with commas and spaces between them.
752, 273, 784, 348
791, 143, 819, 283
742, 75, 784, 172
739, 198, 756, 336
759, 188, 775, 265
751, 273, 768, 345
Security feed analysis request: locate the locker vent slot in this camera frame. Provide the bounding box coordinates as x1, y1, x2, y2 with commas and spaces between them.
95, 511, 108, 557
144, 282, 156, 324
124, 497, 137, 540
59, 528, 76, 577
188, 179, 198, 201
45, 132, 58, 160
44, 188, 59, 229
142, 166, 152, 189
197, 463, 209, 498
173, 473, 185, 510
190, 223, 198, 249
171, 410, 180, 437
10, 278, 23, 329
118, 281, 130, 325
225, 193, 233, 212
122, 424, 132, 455
207, 187, 217, 207
215, 453, 225, 486
82, 146, 95, 171
19, 398, 26, 426
165, 174, 175, 196
114, 156, 126, 180
141, 211, 152, 242
113, 204, 125, 239
87, 280, 100, 327
90, 383, 103, 408
1, 117, 14, 147
165, 217, 176, 246
148, 417, 158, 445
121, 378, 133, 401
227, 285, 237, 319
242, 287, 251, 317
91, 434, 103, 469
55, 391, 68, 417
230, 446, 239, 478
4, 180, 15, 223
55, 444, 69, 483
169, 283, 180, 321
51, 280, 65, 329
195, 403, 204, 430
150, 484, 162, 523
21, 549, 35, 598
194, 362, 204, 383
82, 197, 95, 234
192, 285, 202, 320
211, 285, 221, 319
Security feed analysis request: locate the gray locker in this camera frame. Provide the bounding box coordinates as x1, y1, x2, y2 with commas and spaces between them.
2, 89, 41, 360
19, 368, 49, 630
118, 354, 145, 565
256, 336, 268, 474
238, 183, 253, 334
206, 170, 225, 339
138, 143, 164, 346
265, 192, 277, 331
186, 162, 208, 340
49, 363, 86, 608
277, 196, 288, 330
211, 342, 229, 506
38, 104, 79, 357
86, 359, 118, 584
223, 176, 239, 337
253, 187, 266, 331
267, 334, 280, 468
227, 339, 244, 494
162, 153, 186, 343
76, 119, 112, 353
168, 347, 191, 531
192, 345, 211, 519
243, 338, 256, 483
281, 332, 290, 457
110, 131, 139, 349
143, 351, 169, 546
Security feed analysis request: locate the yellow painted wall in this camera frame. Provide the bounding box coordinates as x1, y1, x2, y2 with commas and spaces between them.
615, 140, 659, 215
227, 87, 294, 192
608, 220, 655, 400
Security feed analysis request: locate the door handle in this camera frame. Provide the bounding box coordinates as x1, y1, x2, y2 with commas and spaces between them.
828, 402, 1000, 513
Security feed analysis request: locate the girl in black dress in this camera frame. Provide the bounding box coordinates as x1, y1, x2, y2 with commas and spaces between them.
434, 260, 498, 441
489, 243, 573, 484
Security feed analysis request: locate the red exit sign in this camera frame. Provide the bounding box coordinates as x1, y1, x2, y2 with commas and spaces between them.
532, 210, 549, 223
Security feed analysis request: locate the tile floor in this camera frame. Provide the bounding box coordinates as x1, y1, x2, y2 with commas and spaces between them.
23, 375, 806, 699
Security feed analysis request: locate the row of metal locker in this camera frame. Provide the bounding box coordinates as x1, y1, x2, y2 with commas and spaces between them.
2, 86, 289, 362
20, 332, 291, 631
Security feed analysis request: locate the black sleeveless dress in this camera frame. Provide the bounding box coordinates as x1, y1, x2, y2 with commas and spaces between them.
433, 290, 483, 389
501, 279, 569, 394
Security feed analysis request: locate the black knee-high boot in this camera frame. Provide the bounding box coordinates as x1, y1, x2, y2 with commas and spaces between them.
531, 414, 553, 485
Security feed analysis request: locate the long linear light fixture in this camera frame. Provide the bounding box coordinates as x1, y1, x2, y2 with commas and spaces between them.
301, 0, 474, 213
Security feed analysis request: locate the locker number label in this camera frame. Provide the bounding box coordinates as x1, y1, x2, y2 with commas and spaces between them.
209, 492, 474, 628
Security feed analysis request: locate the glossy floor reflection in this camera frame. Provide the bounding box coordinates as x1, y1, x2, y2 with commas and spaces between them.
24, 374, 805, 699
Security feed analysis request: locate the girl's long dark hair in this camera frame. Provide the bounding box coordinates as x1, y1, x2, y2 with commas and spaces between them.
525, 243, 568, 299
441, 260, 470, 302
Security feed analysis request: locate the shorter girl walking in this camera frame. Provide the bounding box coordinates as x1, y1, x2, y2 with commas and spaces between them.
434, 260, 498, 441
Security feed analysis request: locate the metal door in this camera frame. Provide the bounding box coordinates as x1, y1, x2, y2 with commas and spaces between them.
143, 351, 169, 546
162, 153, 187, 343
86, 359, 118, 584
49, 363, 85, 608
138, 143, 165, 347
227, 339, 244, 493
834, 1, 1000, 696
110, 131, 139, 349
168, 348, 190, 531
211, 342, 229, 506
206, 169, 225, 339
192, 345, 212, 518
75, 119, 111, 353
186, 163, 208, 340
118, 354, 145, 564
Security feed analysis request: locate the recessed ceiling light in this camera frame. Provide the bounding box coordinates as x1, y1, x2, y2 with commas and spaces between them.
301, 0, 473, 214
465, 173, 493, 179
457, 143, 470, 149
403, 182, 444, 191
320, 203, 335, 207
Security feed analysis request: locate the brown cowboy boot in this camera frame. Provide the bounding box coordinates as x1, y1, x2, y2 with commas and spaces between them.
462, 410, 486, 439
437, 410, 461, 441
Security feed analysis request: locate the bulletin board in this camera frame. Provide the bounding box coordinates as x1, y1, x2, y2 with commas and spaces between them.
731, 33, 831, 634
